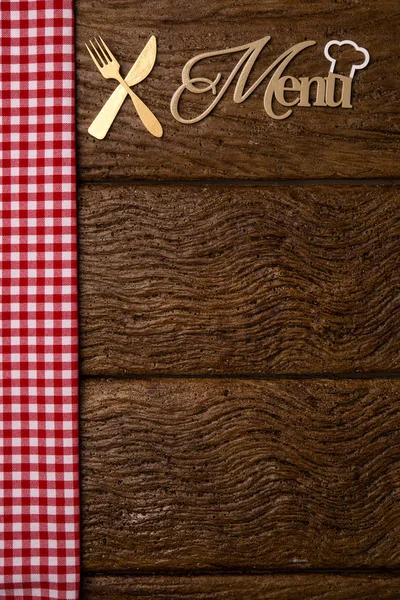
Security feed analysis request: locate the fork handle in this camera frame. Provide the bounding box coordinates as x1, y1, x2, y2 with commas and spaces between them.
116, 75, 163, 138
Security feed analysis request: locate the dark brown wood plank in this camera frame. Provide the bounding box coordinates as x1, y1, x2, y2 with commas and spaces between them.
79, 184, 400, 375
81, 378, 400, 571
82, 574, 400, 599
76, 0, 400, 181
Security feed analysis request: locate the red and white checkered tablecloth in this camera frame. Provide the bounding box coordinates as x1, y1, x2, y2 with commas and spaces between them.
0, 1, 79, 598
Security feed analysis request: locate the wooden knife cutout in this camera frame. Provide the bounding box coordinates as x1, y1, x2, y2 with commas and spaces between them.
88, 35, 158, 140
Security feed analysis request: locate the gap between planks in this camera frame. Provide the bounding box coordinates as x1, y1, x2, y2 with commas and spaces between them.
83, 568, 400, 577
80, 372, 400, 381
78, 178, 400, 187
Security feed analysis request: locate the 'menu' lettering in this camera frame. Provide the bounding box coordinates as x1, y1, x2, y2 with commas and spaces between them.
170, 38, 370, 123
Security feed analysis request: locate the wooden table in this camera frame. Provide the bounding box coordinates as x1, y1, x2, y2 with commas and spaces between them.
76, 1, 400, 597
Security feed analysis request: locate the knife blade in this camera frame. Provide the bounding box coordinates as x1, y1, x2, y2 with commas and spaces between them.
88, 35, 157, 140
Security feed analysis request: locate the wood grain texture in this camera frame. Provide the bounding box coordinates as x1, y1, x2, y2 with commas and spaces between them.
82, 574, 400, 599
76, 0, 400, 181
81, 378, 400, 571
79, 184, 400, 375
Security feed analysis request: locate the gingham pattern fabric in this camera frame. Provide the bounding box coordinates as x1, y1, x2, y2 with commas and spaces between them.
0, 2, 79, 598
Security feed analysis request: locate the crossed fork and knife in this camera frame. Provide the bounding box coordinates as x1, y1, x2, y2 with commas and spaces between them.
86, 36, 163, 139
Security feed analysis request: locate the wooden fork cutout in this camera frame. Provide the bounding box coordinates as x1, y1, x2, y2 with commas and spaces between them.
86, 36, 163, 138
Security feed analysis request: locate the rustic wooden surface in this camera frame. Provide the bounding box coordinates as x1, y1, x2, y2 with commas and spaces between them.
77, 1, 400, 597
81, 378, 400, 571
79, 184, 400, 376
76, 0, 400, 181
83, 574, 400, 599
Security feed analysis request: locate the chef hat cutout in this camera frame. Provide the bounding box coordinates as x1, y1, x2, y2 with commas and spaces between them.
324, 40, 370, 79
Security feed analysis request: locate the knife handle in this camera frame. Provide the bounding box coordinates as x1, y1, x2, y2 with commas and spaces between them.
129, 89, 163, 138
88, 83, 129, 140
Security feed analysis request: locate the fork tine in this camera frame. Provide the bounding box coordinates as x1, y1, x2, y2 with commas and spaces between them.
94, 38, 110, 64
86, 43, 102, 72
90, 39, 105, 66
99, 36, 116, 63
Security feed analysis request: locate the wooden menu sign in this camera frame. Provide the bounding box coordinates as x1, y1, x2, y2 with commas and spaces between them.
86, 36, 370, 138
77, 0, 399, 181
78, 4, 400, 595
